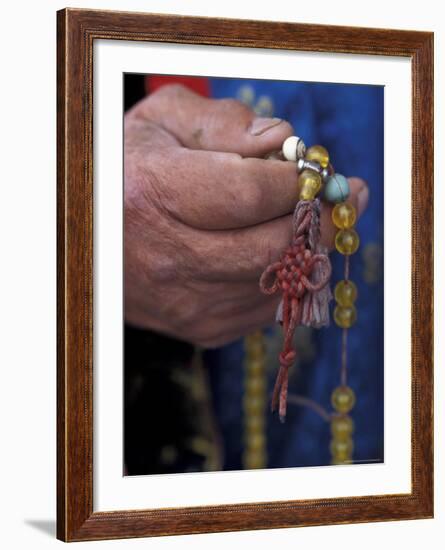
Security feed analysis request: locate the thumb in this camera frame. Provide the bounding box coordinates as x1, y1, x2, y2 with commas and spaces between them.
131, 83, 294, 158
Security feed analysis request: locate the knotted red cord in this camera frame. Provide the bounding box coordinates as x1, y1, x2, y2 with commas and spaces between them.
260, 199, 332, 422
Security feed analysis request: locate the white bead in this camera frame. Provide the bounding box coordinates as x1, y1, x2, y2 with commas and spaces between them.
282, 136, 298, 161
282, 135, 306, 162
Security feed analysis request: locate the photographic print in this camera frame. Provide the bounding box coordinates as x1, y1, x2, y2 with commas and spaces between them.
123, 74, 384, 476
57, 9, 432, 541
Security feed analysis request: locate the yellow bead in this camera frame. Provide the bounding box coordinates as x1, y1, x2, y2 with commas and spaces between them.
243, 396, 265, 415
331, 415, 354, 440
330, 437, 353, 461
246, 359, 265, 376
246, 332, 263, 346
334, 305, 357, 328
331, 458, 349, 465
243, 451, 267, 470
335, 229, 360, 255
245, 415, 265, 434
245, 376, 266, 397
245, 433, 266, 452
332, 202, 356, 229
299, 169, 322, 200
331, 386, 356, 414
334, 280, 358, 307
305, 145, 330, 168
247, 343, 265, 361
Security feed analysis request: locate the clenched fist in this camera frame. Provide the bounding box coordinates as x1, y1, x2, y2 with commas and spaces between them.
124, 84, 368, 347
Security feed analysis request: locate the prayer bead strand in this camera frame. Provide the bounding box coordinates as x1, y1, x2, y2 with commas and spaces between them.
330, 199, 359, 464
293, 138, 360, 465
259, 135, 364, 466
243, 331, 268, 469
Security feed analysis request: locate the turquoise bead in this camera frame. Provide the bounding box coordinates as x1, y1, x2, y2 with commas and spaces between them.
324, 173, 350, 203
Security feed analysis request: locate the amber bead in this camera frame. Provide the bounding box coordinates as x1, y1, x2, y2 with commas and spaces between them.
243, 451, 266, 470
334, 305, 357, 328
331, 386, 356, 414
299, 169, 322, 201
332, 202, 356, 229
245, 415, 265, 434
246, 359, 265, 376
331, 415, 354, 440
245, 377, 266, 397
330, 437, 354, 461
243, 396, 265, 415
247, 343, 265, 361
335, 228, 360, 255
245, 333, 264, 355
305, 144, 330, 168
246, 433, 266, 452
334, 280, 358, 307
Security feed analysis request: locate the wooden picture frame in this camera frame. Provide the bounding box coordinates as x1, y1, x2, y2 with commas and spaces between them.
57, 8, 434, 542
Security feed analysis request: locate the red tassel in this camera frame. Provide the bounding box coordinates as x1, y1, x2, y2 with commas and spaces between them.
259, 199, 332, 421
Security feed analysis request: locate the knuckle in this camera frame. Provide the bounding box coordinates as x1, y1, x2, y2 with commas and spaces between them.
150, 83, 190, 102
136, 84, 195, 118
126, 151, 176, 221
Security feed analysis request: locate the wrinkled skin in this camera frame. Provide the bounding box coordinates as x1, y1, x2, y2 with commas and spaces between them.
124, 84, 369, 348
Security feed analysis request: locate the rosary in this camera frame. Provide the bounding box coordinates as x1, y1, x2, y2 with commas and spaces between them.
246, 135, 360, 466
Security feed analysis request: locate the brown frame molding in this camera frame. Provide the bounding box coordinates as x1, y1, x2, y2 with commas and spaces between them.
57, 8, 433, 542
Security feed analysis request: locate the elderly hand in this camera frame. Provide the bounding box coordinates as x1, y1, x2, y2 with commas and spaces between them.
124, 84, 368, 347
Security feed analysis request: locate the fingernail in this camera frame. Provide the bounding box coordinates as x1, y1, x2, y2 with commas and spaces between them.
357, 185, 369, 217
250, 117, 283, 136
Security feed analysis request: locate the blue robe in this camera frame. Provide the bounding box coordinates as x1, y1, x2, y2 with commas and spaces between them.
204, 79, 384, 469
